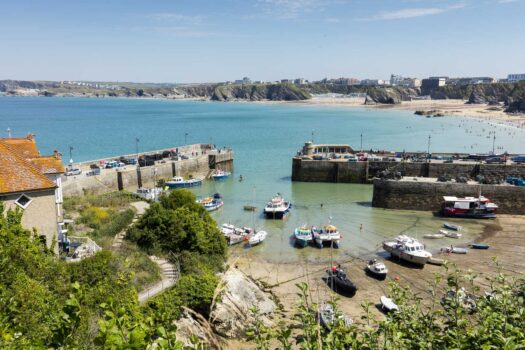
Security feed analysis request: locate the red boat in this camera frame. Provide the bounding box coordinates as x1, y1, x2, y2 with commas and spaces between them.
441, 196, 497, 219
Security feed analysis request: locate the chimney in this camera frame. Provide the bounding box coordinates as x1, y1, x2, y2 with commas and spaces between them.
26, 133, 35, 142
53, 149, 62, 160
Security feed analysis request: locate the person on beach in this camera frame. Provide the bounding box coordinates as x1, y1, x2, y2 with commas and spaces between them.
360, 224, 363, 232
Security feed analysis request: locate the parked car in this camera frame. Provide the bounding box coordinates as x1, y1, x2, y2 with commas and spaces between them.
486, 156, 505, 164
511, 155, 525, 164
65, 168, 82, 176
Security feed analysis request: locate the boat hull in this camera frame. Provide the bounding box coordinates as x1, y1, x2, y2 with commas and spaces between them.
326, 270, 357, 295
366, 267, 387, 280
166, 180, 202, 189
294, 237, 310, 248
470, 243, 489, 249
442, 209, 496, 219
383, 243, 430, 266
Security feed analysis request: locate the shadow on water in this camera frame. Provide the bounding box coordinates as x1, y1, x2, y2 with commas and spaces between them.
279, 176, 292, 182
356, 201, 373, 208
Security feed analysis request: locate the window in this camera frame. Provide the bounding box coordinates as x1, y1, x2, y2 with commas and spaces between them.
15, 194, 32, 209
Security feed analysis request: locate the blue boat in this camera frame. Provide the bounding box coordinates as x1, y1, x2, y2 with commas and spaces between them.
470, 243, 490, 249
443, 222, 462, 231
212, 170, 231, 180
294, 226, 313, 248
166, 176, 203, 189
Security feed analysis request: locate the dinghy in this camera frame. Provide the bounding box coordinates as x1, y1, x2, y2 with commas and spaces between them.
248, 230, 268, 246
380, 296, 399, 312
440, 229, 462, 238
318, 303, 353, 330
326, 266, 357, 295
424, 233, 445, 239
366, 259, 388, 279
443, 222, 462, 231
444, 246, 468, 254
427, 257, 445, 265
470, 243, 489, 249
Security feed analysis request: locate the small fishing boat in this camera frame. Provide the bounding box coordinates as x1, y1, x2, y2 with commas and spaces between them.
196, 196, 224, 211
366, 259, 388, 279
326, 266, 357, 295
220, 223, 252, 246
427, 257, 445, 266
380, 296, 399, 312
243, 205, 256, 211
318, 303, 353, 330
470, 243, 490, 249
382, 235, 432, 266
440, 229, 462, 239
294, 225, 313, 248
424, 233, 445, 239
442, 196, 498, 219
264, 193, 291, 219
212, 169, 231, 180
166, 176, 203, 188
312, 225, 341, 248
443, 222, 462, 231
248, 230, 268, 246
443, 246, 468, 254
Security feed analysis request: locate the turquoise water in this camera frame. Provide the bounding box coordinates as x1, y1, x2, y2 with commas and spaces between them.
1, 96, 523, 262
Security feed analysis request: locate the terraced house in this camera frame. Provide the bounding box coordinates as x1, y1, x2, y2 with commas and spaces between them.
0, 134, 64, 252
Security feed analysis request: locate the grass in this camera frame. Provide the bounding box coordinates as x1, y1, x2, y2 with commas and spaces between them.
117, 241, 162, 290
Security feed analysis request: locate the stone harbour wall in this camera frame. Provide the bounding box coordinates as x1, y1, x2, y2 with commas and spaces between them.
372, 179, 525, 214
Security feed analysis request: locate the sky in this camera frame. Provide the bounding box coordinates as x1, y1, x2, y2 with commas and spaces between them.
0, 0, 524, 83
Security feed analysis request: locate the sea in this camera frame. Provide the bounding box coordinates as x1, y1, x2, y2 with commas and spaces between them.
1, 96, 524, 263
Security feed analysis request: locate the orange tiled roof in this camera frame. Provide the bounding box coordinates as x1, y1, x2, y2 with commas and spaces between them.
30, 156, 65, 174
0, 142, 56, 194
0, 135, 40, 158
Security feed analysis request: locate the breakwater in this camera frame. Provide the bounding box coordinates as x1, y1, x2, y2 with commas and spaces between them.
62, 144, 233, 197
372, 178, 525, 215
292, 158, 525, 183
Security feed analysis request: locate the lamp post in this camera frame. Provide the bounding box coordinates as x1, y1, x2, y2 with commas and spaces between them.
185, 132, 189, 145
135, 138, 140, 163
427, 135, 431, 163
153, 168, 158, 200
311, 129, 314, 143
69, 146, 74, 168
6, 127, 11, 138
492, 133, 496, 154
360, 133, 363, 152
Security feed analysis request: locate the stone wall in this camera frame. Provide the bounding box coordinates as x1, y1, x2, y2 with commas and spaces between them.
63, 151, 234, 197
372, 179, 525, 214
292, 158, 525, 184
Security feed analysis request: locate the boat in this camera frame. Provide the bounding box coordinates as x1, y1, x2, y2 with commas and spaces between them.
380, 296, 399, 312
211, 169, 231, 180
440, 229, 462, 239
424, 233, 445, 239
382, 235, 432, 266
243, 205, 256, 211
470, 243, 490, 249
196, 196, 224, 211
443, 246, 468, 254
166, 176, 203, 188
294, 225, 313, 248
220, 223, 252, 246
443, 222, 462, 231
366, 259, 388, 279
427, 257, 445, 266
312, 225, 341, 248
135, 187, 163, 201
263, 193, 291, 219
248, 230, 268, 246
325, 266, 357, 295
442, 196, 498, 219
318, 303, 353, 330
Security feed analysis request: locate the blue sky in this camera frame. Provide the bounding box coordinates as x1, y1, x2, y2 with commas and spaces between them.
0, 0, 524, 83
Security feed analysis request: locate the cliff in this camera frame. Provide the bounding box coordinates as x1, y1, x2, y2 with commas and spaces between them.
210, 83, 310, 101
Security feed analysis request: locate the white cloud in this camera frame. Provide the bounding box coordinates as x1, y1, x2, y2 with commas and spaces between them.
361, 3, 465, 21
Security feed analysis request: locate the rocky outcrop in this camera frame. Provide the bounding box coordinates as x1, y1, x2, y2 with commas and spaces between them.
211, 83, 310, 101
505, 98, 525, 113
175, 308, 223, 349
210, 268, 276, 338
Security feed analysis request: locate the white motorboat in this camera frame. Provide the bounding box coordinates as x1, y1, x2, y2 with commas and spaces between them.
264, 193, 291, 219
211, 169, 231, 180
440, 229, 462, 238
248, 230, 268, 246
366, 259, 388, 279
135, 187, 163, 201
166, 176, 203, 188
196, 196, 224, 211
424, 233, 445, 239
382, 235, 432, 266
220, 223, 252, 246
312, 224, 341, 248
380, 296, 399, 312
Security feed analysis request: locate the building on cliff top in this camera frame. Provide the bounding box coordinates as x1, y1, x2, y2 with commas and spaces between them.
0, 134, 65, 253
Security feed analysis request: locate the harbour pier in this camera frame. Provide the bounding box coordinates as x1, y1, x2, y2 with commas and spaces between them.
62, 144, 234, 197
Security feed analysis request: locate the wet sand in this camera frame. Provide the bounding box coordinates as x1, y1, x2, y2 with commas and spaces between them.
227, 215, 524, 348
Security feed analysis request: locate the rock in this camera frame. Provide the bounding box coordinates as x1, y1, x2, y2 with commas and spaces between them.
437, 174, 452, 182
468, 91, 487, 104
210, 268, 276, 338
505, 98, 525, 113
175, 308, 223, 349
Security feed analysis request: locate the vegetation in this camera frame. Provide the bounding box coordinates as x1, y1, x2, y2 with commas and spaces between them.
247, 262, 525, 349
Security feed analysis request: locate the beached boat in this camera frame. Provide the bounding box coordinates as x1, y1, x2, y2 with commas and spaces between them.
248, 230, 268, 246
263, 193, 291, 219
294, 225, 313, 248
366, 259, 388, 279
424, 233, 445, 239
443, 222, 462, 231
312, 225, 341, 248
326, 266, 357, 295
470, 243, 490, 249
442, 196, 498, 219
166, 176, 202, 188
196, 195, 224, 211
211, 169, 231, 180
443, 246, 468, 254
318, 303, 353, 330
428, 257, 445, 265
440, 229, 462, 239
135, 187, 163, 201
220, 223, 252, 246
380, 296, 399, 312
382, 235, 432, 266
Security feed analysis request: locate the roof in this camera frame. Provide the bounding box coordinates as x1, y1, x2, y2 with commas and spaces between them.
30, 156, 65, 174
0, 135, 40, 158
443, 196, 489, 202
0, 142, 56, 194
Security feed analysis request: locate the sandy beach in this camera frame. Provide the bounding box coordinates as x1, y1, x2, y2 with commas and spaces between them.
296, 97, 525, 128
227, 215, 525, 348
